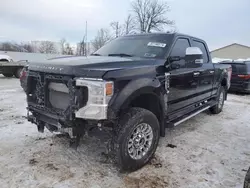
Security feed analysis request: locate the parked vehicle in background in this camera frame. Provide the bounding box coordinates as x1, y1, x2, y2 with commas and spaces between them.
244, 167, 250, 188
0, 55, 27, 78
25, 33, 232, 171
220, 60, 250, 93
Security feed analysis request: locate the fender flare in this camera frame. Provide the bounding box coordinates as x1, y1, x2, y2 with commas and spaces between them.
107, 77, 166, 136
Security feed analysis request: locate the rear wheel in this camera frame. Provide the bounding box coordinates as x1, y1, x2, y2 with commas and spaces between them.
113, 107, 160, 172
3, 73, 13, 77
210, 86, 225, 114
14, 68, 22, 78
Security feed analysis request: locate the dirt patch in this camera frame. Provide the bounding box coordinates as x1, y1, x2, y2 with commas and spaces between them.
46, 163, 59, 171
123, 175, 168, 188
29, 158, 38, 166
35, 137, 47, 141
167, 144, 177, 148
149, 155, 163, 168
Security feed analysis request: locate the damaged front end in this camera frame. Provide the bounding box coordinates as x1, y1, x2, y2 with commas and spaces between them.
26, 70, 114, 148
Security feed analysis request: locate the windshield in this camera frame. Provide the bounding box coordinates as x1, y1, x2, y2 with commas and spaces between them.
93, 34, 173, 59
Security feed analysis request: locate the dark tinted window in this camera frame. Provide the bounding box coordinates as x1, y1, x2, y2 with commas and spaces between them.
93, 35, 173, 59
224, 63, 247, 74
246, 62, 250, 73
192, 40, 209, 63
170, 38, 190, 68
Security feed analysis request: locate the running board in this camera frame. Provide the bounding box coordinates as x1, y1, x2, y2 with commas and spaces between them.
174, 106, 211, 126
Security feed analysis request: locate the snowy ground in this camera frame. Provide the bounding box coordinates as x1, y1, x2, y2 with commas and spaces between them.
0, 75, 250, 188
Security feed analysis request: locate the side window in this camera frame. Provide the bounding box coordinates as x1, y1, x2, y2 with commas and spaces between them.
192, 40, 209, 63
247, 63, 250, 73
170, 38, 190, 68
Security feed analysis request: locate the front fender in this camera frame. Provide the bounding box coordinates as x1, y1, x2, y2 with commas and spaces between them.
107, 77, 163, 119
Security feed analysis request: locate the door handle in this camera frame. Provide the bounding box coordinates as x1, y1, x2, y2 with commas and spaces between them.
209, 70, 215, 74
193, 72, 200, 76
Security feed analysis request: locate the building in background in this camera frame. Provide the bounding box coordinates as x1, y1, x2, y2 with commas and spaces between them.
211, 43, 250, 60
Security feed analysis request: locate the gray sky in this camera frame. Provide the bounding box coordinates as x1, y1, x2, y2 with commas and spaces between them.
0, 0, 249, 50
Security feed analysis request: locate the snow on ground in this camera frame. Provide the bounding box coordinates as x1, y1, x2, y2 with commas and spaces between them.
0, 76, 250, 188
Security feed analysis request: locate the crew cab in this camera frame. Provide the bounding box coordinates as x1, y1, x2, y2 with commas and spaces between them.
25, 33, 231, 171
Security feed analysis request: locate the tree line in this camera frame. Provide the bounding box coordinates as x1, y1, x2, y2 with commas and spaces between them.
91, 0, 175, 51
0, 40, 75, 55
0, 0, 174, 55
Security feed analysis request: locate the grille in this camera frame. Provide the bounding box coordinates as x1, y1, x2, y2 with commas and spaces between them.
28, 72, 73, 114
27, 71, 88, 118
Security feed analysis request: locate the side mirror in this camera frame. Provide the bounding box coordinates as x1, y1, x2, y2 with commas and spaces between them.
185, 47, 203, 63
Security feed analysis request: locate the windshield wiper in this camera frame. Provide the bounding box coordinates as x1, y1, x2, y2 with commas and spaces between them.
108, 53, 133, 57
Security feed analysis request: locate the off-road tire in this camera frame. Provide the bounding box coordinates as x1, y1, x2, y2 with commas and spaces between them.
113, 107, 160, 172
244, 167, 250, 188
14, 68, 22, 78
210, 86, 225, 114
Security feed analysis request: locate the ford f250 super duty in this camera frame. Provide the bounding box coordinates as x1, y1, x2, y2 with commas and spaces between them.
25, 33, 232, 171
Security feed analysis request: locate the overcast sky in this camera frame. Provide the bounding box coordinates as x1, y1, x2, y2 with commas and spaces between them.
0, 0, 249, 50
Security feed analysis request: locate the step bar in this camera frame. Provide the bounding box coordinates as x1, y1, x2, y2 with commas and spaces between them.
174, 106, 211, 126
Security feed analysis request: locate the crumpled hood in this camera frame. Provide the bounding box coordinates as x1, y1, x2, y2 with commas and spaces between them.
28, 56, 164, 78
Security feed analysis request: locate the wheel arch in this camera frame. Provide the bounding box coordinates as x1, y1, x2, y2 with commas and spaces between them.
108, 78, 166, 137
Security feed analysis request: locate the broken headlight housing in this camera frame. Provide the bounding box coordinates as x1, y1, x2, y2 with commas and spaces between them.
75, 78, 113, 120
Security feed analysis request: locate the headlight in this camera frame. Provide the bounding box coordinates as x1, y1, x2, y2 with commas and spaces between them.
75, 78, 114, 120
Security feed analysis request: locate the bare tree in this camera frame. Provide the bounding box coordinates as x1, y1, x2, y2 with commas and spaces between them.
19, 42, 35, 53
39, 41, 57, 54
79, 38, 86, 56
65, 43, 74, 55
0, 42, 17, 51
92, 29, 112, 51
60, 38, 66, 54
131, 0, 174, 33
124, 14, 135, 35
110, 22, 123, 38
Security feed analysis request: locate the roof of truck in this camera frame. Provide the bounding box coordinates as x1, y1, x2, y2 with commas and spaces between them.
124, 32, 205, 42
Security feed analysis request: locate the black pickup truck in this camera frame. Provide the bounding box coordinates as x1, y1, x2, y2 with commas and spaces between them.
25, 33, 231, 171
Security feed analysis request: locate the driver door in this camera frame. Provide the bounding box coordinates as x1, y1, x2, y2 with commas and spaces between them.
167, 38, 200, 113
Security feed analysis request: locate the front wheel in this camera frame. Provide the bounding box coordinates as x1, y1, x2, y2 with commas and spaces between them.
210, 86, 225, 114
113, 107, 160, 172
